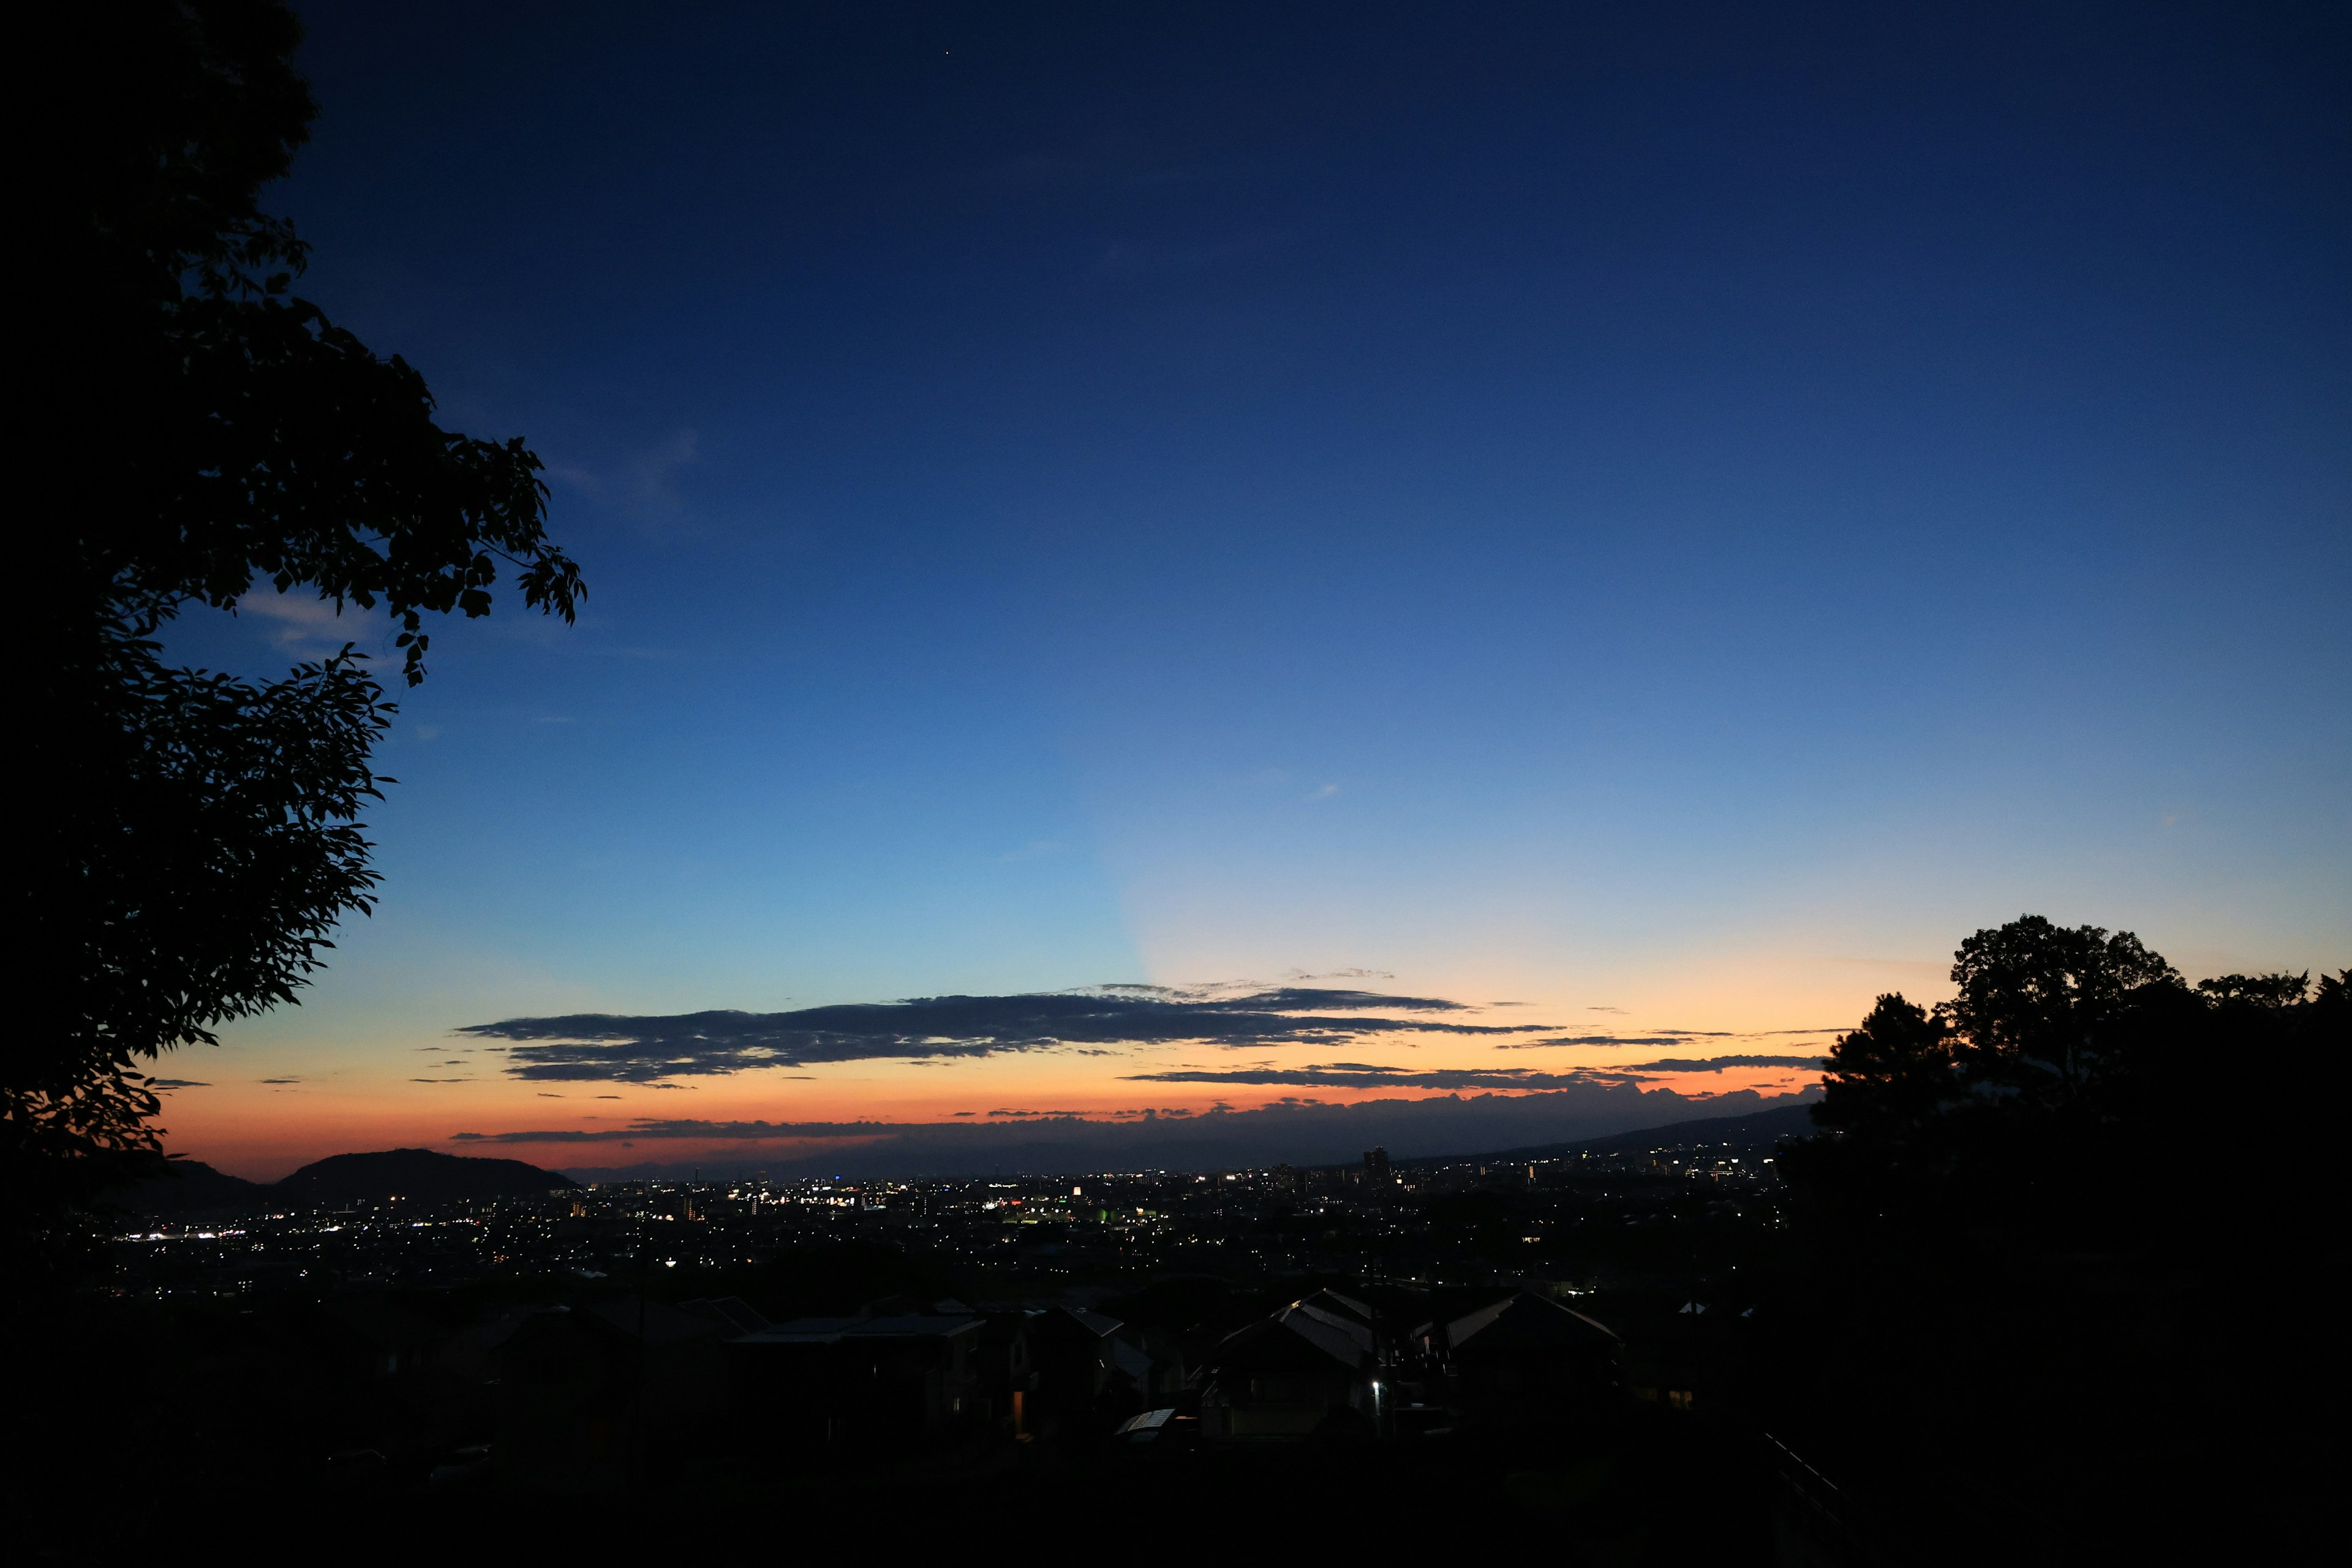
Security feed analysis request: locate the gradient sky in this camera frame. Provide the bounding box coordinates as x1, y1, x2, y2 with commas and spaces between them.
157, 1, 2350, 1178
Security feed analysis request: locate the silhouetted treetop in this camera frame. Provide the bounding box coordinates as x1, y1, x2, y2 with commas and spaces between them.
2193, 970, 2315, 1009
1812, 993, 1955, 1139
59, 0, 582, 685
15, 2, 586, 1242
75, 1, 310, 282
1785, 913, 2344, 1241
1944, 916, 2181, 1102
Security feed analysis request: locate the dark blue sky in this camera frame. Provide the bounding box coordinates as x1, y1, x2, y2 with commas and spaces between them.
172, 3, 2347, 1165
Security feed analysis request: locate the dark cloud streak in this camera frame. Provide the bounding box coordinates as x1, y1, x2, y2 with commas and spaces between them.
459, 987, 1542, 1084
1499, 1031, 1842, 1049
1124, 1055, 1823, 1090
1497, 1035, 1707, 1049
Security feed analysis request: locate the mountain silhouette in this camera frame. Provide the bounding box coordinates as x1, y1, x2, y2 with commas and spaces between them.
113, 1159, 271, 1215
116, 1107, 1802, 1216
1403, 1099, 1818, 1167
118, 1147, 575, 1215
274, 1148, 578, 1205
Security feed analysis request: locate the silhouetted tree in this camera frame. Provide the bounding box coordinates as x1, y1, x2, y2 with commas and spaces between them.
1780, 993, 1958, 1225
1943, 914, 2182, 1107
2195, 969, 2323, 1009
13, 2, 583, 1246
1772, 917, 2346, 1559
1811, 992, 1957, 1137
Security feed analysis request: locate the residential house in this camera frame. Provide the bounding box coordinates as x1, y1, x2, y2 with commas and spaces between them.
1417, 1289, 1622, 1430
1198, 1300, 1381, 1440
729, 1306, 982, 1447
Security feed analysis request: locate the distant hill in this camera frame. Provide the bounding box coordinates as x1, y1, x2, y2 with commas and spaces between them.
1401, 1099, 1820, 1169
114, 1159, 272, 1216
273, 1148, 578, 1207
115, 1147, 575, 1216
1550, 1099, 1819, 1156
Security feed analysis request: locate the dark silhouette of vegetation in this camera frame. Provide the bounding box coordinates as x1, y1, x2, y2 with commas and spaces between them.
14, 1, 582, 1254
1772, 915, 2344, 1561
1785, 914, 2341, 1241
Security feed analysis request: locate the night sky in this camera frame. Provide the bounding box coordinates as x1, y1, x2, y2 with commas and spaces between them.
160, 2, 2348, 1177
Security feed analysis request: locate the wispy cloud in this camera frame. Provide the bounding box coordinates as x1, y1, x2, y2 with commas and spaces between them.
1618, 1055, 1826, 1071
238, 592, 374, 658
455, 1117, 925, 1145
1127, 1064, 1616, 1091
1499, 1028, 1839, 1050
1124, 1055, 1822, 1090
546, 428, 699, 527
1498, 1034, 1709, 1049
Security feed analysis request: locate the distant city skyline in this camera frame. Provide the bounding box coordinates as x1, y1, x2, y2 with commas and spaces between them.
155, 1, 2346, 1179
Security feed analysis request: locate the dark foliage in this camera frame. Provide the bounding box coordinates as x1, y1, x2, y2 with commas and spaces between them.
13, 1, 583, 1245
1771, 916, 2346, 1561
